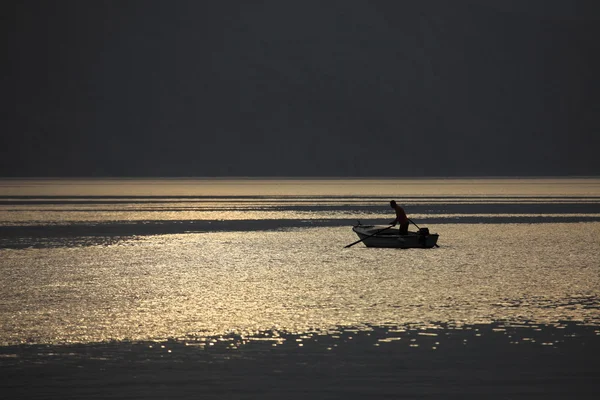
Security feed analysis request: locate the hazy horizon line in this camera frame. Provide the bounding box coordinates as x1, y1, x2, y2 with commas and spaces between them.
1, 176, 599, 181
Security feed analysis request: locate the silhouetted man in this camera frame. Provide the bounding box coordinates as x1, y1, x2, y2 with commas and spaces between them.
389, 200, 409, 235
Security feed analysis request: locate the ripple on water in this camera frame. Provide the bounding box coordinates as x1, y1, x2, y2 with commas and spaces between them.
0, 223, 599, 345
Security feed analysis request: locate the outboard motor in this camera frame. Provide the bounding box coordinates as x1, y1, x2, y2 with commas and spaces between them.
418, 227, 429, 247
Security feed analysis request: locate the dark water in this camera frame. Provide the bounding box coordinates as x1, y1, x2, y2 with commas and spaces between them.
1, 178, 599, 398
2, 323, 600, 399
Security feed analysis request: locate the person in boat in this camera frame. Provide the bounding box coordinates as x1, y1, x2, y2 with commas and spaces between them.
389, 200, 409, 235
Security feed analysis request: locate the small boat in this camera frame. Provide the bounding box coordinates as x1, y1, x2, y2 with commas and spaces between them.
352, 224, 439, 249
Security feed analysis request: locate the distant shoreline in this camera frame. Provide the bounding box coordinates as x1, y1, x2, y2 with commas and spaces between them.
1, 176, 599, 181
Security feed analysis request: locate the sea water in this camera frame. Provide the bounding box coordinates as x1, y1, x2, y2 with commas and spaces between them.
1, 178, 599, 399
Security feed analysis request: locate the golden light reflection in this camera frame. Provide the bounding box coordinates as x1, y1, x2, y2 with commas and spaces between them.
2, 178, 600, 197
1, 223, 599, 345
1, 208, 598, 225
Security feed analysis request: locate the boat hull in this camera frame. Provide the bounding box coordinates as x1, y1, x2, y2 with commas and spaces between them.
352, 225, 439, 249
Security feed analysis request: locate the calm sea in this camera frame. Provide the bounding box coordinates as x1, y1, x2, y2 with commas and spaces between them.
1, 178, 599, 399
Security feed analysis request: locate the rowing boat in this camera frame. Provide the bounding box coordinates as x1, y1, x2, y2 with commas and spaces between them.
352, 224, 439, 248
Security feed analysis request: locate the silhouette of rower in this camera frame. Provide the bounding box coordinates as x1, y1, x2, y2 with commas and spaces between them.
389, 200, 409, 235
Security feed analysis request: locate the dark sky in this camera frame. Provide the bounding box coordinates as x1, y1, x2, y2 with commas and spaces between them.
2, 0, 599, 177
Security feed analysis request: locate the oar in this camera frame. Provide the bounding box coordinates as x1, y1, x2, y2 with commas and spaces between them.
344, 224, 394, 248
408, 218, 421, 230
408, 218, 439, 248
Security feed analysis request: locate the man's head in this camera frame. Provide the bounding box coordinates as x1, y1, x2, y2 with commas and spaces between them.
390, 200, 396, 208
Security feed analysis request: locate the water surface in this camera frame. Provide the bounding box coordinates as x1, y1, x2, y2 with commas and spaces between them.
1, 178, 599, 398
